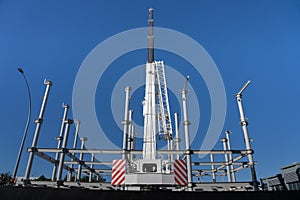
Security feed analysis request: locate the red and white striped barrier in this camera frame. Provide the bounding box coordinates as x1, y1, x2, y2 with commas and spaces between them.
174, 159, 187, 186
111, 159, 126, 186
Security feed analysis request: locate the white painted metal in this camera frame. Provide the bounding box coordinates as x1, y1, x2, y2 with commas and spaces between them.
221, 138, 231, 182
56, 119, 73, 185
174, 113, 180, 160
122, 86, 131, 160
24, 79, 52, 185
77, 137, 87, 181
225, 130, 236, 182
181, 76, 193, 191
235, 80, 258, 191
142, 62, 157, 160
155, 61, 173, 140
52, 103, 69, 181
210, 154, 216, 183
68, 120, 80, 182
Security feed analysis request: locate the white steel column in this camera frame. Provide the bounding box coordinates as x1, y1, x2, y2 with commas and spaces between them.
181, 76, 193, 191
122, 86, 131, 160
235, 80, 258, 191
24, 80, 52, 185
68, 120, 80, 182
77, 137, 87, 181
210, 154, 216, 183
225, 130, 236, 182
221, 138, 231, 182
142, 62, 157, 160
56, 119, 73, 186
174, 113, 180, 160
52, 103, 69, 181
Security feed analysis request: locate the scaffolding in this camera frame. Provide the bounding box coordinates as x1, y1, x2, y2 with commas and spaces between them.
16, 79, 259, 191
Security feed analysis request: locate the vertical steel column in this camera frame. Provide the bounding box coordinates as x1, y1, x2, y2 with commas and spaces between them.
127, 110, 133, 150
174, 113, 180, 160
89, 153, 95, 182
122, 86, 131, 160
131, 125, 135, 160
77, 137, 87, 181
127, 110, 133, 161
235, 80, 258, 191
52, 103, 69, 181
210, 154, 216, 183
23, 80, 52, 185
221, 138, 231, 182
225, 130, 236, 182
181, 76, 192, 191
68, 120, 80, 182
56, 119, 73, 186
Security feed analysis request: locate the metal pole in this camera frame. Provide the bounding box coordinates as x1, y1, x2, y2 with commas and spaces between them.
52, 103, 69, 181
235, 80, 259, 191
77, 137, 87, 182
181, 76, 193, 191
122, 86, 131, 160
131, 125, 136, 160
127, 110, 133, 150
127, 110, 133, 161
56, 119, 73, 186
225, 130, 236, 182
210, 154, 216, 183
23, 79, 52, 185
89, 153, 95, 182
174, 113, 180, 160
221, 138, 231, 182
68, 120, 80, 182
13, 68, 32, 180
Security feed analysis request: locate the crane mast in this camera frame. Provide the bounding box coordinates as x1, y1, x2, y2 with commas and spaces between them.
142, 8, 173, 160
120, 8, 179, 188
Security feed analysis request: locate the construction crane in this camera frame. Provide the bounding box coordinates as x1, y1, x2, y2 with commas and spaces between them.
112, 8, 186, 190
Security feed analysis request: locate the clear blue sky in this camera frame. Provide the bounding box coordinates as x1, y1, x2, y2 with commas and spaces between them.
0, 0, 300, 182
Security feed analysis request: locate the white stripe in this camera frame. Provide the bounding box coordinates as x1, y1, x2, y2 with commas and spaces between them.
174, 160, 187, 185
111, 159, 126, 185
175, 160, 187, 177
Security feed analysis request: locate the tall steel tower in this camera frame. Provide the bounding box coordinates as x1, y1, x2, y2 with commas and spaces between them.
142, 8, 157, 160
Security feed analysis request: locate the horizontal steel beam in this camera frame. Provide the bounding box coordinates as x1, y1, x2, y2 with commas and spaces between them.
64, 161, 112, 165
31, 148, 249, 155
34, 151, 74, 172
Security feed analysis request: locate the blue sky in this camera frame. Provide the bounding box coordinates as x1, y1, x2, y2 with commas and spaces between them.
1, 0, 300, 182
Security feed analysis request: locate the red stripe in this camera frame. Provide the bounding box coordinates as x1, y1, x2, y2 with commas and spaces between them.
175, 160, 187, 176
112, 170, 125, 185
174, 169, 187, 185
175, 162, 187, 177
112, 160, 125, 171
115, 175, 125, 186
111, 159, 126, 185
176, 160, 186, 171
112, 166, 125, 183
175, 176, 184, 186
174, 160, 187, 185
112, 161, 125, 175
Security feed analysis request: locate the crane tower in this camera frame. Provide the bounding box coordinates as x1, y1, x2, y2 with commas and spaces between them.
114, 8, 182, 189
